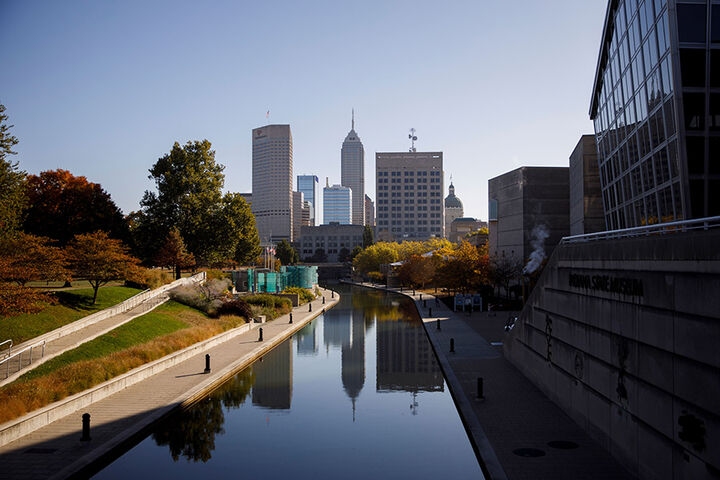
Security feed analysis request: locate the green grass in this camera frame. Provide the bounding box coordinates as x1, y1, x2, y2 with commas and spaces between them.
21, 301, 189, 381
0, 286, 142, 345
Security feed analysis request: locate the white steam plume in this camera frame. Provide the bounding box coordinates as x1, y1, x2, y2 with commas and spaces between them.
523, 224, 550, 275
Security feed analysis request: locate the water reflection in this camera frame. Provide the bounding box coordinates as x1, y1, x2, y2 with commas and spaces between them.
152, 368, 255, 462
94, 286, 482, 479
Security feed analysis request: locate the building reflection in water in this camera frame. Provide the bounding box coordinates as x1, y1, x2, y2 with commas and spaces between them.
296, 321, 318, 356
324, 308, 366, 420
252, 340, 293, 410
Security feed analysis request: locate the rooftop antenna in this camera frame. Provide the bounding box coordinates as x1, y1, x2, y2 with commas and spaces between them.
408, 128, 417, 152
352, 108, 355, 130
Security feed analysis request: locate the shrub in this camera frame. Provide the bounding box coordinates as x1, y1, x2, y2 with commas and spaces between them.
368, 271, 385, 283
215, 299, 253, 320
244, 294, 292, 319
125, 268, 173, 290
281, 287, 315, 304
170, 279, 232, 316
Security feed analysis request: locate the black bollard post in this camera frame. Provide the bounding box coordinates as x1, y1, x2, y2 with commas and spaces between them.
412, 289, 415, 296
423, 299, 427, 308
289, 312, 293, 324
332, 291, 335, 298
81, 413, 91, 441
437, 318, 441, 331
429, 307, 432, 317
420, 293, 423, 301
259, 327, 263, 342
323, 296, 326, 304
477, 377, 484, 399
309, 302, 312, 312
450, 338, 455, 353
204, 354, 211, 373
400, 286, 403, 292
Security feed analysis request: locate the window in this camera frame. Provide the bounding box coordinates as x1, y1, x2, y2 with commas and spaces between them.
687, 136, 705, 174
683, 92, 705, 130
712, 4, 720, 43
677, 4, 706, 43
680, 48, 706, 87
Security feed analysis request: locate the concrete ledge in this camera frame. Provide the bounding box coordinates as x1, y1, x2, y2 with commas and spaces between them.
0, 319, 254, 448
47, 291, 340, 480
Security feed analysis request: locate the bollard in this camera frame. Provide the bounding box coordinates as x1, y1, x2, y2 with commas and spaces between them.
477, 377, 484, 399
400, 286, 403, 292
332, 291, 335, 298
323, 296, 326, 304
81, 413, 91, 441
423, 299, 427, 308
437, 319, 441, 331
289, 312, 293, 324
412, 289, 415, 295
309, 302, 312, 312
429, 307, 432, 317
420, 293, 423, 301
450, 338, 455, 353
204, 354, 211, 373
259, 327, 263, 342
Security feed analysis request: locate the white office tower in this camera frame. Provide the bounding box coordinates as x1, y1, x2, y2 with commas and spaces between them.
324, 182, 352, 225
341, 110, 365, 225
252, 124, 293, 243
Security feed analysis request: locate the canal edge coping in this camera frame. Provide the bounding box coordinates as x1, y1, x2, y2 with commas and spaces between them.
47, 289, 340, 480
0, 289, 339, 451
343, 281, 508, 480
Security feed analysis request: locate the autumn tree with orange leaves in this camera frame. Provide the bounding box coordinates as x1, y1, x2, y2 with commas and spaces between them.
154, 228, 196, 280
0, 232, 69, 286
66, 231, 140, 304
23, 169, 130, 245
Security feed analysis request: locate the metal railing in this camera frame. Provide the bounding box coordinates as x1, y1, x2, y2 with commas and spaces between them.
560, 216, 720, 244
0, 340, 12, 360
0, 340, 46, 379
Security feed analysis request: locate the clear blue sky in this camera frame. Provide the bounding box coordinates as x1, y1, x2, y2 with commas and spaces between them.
1, 0, 608, 219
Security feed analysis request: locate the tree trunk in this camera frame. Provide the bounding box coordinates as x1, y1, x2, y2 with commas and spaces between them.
175, 264, 181, 280
92, 282, 99, 304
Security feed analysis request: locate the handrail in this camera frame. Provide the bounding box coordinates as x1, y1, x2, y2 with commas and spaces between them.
0, 340, 46, 379
560, 216, 720, 244
0, 340, 12, 359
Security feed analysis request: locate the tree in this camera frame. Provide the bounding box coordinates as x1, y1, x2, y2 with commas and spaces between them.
275, 240, 298, 266
134, 141, 260, 267
397, 254, 436, 289
23, 169, 129, 245
434, 241, 489, 293
155, 228, 196, 280
311, 248, 327, 263
0, 233, 69, 286
362, 225, 374, 248
338, 247, 351, 263
490, 254, 524, 299
353, 242, 399, 275
350, 245, 363, 261
0, 104, 25, 240
66, 231, 140, 304
0, 281, 52, 316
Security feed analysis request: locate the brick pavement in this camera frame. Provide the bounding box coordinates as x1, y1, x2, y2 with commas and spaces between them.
0, 290, 339, 480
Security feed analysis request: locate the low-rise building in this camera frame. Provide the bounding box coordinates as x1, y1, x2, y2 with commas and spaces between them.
448, 217, 487, 244
299, 223, 364, 263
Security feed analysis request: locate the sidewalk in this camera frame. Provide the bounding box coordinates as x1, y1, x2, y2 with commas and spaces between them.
0, 290, 339, 480
354, 283, 634, 480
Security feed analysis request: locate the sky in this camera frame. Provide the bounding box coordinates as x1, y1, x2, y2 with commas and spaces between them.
1, 0, 608, 220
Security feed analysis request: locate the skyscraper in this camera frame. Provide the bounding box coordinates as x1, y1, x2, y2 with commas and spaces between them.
324, 183, 352, 225
252, 125, 293, 243
341, 111, 365, 225
364, 194, 375, 227
297, 174, 321, 226
375, 151, 444, 241
590, 0, 720, 229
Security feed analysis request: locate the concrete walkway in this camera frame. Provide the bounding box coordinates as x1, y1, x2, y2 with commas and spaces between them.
1, 294, 169, 387
0, 290, 338, 480
352, 283, 634, 480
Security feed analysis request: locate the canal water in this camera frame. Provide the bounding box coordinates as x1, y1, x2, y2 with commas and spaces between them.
93, 285, 483, 479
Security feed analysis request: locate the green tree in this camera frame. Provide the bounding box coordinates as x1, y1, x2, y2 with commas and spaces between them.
353, 242, 399, 275
0, 104, 25, 240
67, 231, 140, 304
217, 193, 261, 266
362, 225, 374, 248
275, 240, 298, 266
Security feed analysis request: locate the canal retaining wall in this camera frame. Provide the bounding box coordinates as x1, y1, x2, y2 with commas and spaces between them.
504, 229, 720, 479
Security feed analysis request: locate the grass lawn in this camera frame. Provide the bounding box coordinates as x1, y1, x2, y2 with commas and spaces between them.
0, 286, 142, 345
0, 301, 245, 424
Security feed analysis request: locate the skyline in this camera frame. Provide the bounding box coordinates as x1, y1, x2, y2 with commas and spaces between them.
1, 0, 608, 219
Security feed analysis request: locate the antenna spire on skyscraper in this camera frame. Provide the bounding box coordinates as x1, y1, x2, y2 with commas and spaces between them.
352, 108, 355, 130
408, 128, 417, 152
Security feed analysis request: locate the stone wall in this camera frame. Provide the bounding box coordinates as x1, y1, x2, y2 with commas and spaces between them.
504, 229, 720, 479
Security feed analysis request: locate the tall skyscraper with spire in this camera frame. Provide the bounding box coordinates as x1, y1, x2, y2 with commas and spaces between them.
341, 110, 365, 225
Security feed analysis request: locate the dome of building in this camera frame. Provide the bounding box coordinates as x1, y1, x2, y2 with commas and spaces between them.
445, 183, 463, 209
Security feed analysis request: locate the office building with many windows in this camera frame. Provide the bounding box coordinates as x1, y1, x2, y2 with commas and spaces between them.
375, 151, 444, 241
590, 0, 720, 230
297, 175, 321, 226
323, 183, 352, 225
252, 124, 293, 243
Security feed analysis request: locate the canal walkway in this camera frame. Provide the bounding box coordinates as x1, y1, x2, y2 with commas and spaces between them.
0, 289, 339, 480
350, 282, 634, 480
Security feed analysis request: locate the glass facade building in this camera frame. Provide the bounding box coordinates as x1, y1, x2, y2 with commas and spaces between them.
297, 175, 320, 225
323, 184, 352, 225
590, 0, 720, 229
